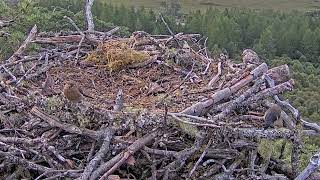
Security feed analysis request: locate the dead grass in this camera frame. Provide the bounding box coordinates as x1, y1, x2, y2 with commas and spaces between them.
86, 40, 150, 72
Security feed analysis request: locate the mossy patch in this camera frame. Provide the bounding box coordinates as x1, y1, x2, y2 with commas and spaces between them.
86, 39, 150, 72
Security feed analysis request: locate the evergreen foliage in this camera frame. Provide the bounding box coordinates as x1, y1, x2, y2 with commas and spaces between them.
1, 0, 320, 170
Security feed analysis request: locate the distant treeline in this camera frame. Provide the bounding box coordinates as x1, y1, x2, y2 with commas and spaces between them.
38, 0, 320, 65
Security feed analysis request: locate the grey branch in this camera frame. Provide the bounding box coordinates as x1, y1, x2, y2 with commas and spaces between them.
85, 0, 95, 31
295, 151, 320, 180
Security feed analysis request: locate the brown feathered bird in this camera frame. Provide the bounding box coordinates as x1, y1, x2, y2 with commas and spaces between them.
263, 104, 282, 130
63, 81, 93, 103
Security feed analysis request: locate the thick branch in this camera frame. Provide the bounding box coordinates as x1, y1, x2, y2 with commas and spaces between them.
85, 0, 95, 31
295, 151, 320, 180
181, 63, 268, 116
30, 106, 99, 140
90, 130, 159, 180
79, 128, 115, 180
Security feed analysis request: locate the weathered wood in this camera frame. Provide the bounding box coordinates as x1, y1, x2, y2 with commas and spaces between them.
30, 106, 99, 140
181, 63, 268, 116
78, 128, 115, 180
33, 35, 100, 45
208, 61, 222, 87
85, 0, 95, 31
7, 25, 37, 63
295, 151, 320, 180
90, 130, 159, 180
267, 64, 291, 84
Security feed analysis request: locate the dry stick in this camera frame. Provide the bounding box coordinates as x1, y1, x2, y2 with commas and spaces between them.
36, 169, 83, 180
102, 26, 120, 41
249, 149, 258, 176
244, 79, 295, 105
265, 74, 300, 120
75, 35, 85, 64
1, 66, 17, 81
30, 106, 99, 140
201, 159, 227, 178
201, 37, 211, 75
34, 35, 99, 45
86, 141, 96, 162
113, 89, 124, 111
143, 146, 178, 157
170, 114, 221, 128
85, 0, 95, 31
26, 63, 54, 80
78, 128, 115, 180
233, 128, 293, 140
162, 139, 203, 180
156, 62, 195, 106
210, 77, 264, 121
182, 63, 268, 116
0, 141, 27, 155
188, 138, 213, 178
204, 37, 209, 58
64, 16, 85, 36
0, 134, 42, 146
202, 59, 212, 75
90, 130, 159, 180
47, 146, 66, 163
159, 13, 174, 35
1, 53, 53, 67
295, 151, 320, 180
169, 112, 218, 124
208, 61, 222, 87
159, 13, 183, 48
301, 119, 320, 132
15, 62, 38, 86
7, 25, 37, 63
0, 151, 52, 173
234, 114, 264, 122
64, 16, 86, 64
291, 128, 302, 178
265, 74, 320, 132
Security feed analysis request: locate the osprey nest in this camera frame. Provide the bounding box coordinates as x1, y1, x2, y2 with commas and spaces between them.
0, 2, 320, 180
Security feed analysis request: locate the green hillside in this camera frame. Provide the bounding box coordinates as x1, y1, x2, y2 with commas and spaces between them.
102, 0, 320, 11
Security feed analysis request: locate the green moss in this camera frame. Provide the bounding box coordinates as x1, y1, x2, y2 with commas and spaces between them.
45, 95, 64, 112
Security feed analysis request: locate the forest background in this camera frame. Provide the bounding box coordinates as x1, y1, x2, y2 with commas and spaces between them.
1, 0, 320, 168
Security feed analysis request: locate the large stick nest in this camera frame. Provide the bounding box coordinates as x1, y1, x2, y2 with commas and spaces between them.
0, 7, 319, 180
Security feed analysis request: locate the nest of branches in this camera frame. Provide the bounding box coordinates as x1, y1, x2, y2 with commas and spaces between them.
1, 1, 320, 180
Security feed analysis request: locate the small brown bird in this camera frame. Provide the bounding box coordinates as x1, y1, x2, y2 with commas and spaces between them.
263, 104, 282, 130
63, 81, 93, 103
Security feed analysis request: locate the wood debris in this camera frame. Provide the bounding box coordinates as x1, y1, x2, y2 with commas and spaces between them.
0, 1, 319, 179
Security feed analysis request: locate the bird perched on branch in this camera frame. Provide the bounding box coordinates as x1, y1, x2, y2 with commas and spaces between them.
263, 104, 282, 130
242, 49, 261, 65
63, 81, 93, 103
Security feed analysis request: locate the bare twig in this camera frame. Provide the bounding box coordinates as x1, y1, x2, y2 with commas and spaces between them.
208, 61, 222, 87
188, 138, 213, 177
7, 25, 37, 63
113, 89, 124, 112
